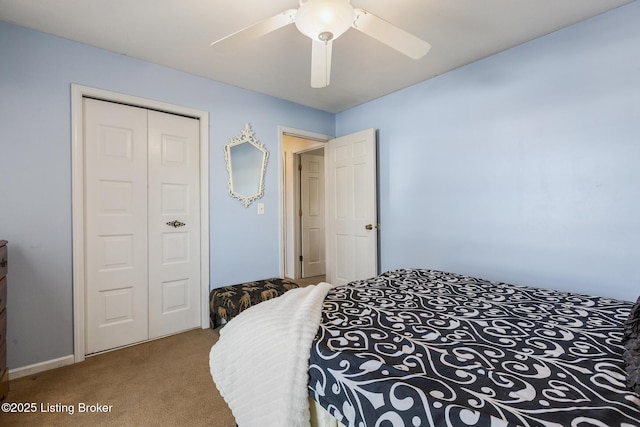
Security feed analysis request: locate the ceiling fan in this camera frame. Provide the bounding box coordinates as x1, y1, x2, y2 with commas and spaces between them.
210, 0, 431, 88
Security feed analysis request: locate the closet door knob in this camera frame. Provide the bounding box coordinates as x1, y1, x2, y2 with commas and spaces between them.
166, 220, 186, 228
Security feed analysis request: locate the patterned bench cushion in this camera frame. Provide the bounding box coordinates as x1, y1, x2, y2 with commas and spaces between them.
209, 278, 300, 328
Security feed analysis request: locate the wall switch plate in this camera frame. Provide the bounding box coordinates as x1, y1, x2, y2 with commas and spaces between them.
257, 203, 265, 215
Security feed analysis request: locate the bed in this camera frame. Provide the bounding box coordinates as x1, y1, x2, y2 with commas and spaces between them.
210, 269, 640, 426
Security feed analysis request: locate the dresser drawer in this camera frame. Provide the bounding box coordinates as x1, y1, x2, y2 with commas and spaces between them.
0, 310, 7, 344
0, 243, 6, 278
0, 340, 7, 400
0, 309, 5, 343
0, 340, 5, 374
0, 277, 6, 314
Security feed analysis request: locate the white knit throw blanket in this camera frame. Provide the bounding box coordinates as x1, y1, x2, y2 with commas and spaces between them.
209, 282, 333, 427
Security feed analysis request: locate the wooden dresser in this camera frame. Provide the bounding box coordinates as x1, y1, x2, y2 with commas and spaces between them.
0, 240, 7, 400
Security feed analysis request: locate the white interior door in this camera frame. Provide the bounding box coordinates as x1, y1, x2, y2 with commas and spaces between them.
84, 99, 149, 354
325, 129, 378, 286
301, 151, 325, 277
147, 110, 201, 338
84, 99, 200, 354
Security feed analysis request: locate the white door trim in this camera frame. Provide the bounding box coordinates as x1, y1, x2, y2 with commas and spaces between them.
278, 126, 331, 279
71, 84, 210, 363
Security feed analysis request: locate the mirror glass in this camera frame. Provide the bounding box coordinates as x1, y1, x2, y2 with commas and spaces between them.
224, 123, 269, 207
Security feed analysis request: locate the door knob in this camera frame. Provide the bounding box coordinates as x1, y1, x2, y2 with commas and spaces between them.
166, 220, 186, 228
365, 224, 379, 230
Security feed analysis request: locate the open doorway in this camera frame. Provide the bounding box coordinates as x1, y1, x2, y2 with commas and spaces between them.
280, 127, 379, 286
281, 131, 328, 281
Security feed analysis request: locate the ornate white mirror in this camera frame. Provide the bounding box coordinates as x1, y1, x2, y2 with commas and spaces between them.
224, 123, 269, 207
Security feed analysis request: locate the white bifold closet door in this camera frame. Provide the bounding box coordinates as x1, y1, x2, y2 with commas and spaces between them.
83, 98, 201, 354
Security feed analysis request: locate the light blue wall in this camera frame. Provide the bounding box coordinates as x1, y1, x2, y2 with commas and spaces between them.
0, 21, 334, 369
337, 1, 640, 302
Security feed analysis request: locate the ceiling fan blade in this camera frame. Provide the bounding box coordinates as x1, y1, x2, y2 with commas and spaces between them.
211, 9, 296, 47
311, 39, 332, 88
352, 9, 431, 59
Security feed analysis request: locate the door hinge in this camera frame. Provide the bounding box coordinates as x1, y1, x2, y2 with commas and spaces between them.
299, 255, 303, 262
299, 209, 303, 217
298, 164, 302, 171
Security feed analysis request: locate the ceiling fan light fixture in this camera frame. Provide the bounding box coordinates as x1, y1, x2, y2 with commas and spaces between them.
295, 0, 354, 42
211, 1, 431, 89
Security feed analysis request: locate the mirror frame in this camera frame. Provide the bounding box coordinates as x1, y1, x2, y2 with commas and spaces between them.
224, 123, 269, 207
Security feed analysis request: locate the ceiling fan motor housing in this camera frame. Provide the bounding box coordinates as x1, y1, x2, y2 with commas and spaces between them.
295, 0, 355, 42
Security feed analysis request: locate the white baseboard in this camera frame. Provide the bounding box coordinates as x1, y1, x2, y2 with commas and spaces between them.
9, 355, 75, 380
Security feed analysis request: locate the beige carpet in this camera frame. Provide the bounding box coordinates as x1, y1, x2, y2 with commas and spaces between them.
0, 328, 236, 426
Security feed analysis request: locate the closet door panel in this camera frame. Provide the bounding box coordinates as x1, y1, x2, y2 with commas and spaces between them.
84, 99, 149, 354
147, 110, 201, 338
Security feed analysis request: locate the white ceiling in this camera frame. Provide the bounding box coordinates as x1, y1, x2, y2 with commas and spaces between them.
0, 0, 633, 113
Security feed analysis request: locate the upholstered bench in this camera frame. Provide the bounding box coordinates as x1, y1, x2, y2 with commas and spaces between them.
209, 278, 300, 328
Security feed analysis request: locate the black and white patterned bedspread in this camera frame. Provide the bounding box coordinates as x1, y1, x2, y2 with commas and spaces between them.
308, 269, 640, 427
